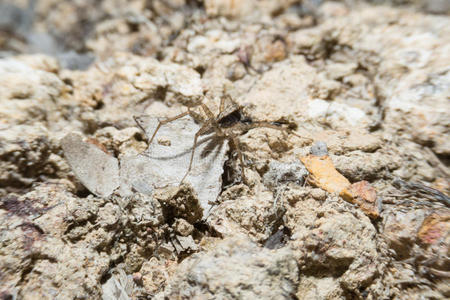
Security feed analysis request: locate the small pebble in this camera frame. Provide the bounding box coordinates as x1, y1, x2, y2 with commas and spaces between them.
311, 141, 328, 156
263, 160, 309, 188
173, 218, 194, 236
310, 188, 327, 201
133, 272, 143, 284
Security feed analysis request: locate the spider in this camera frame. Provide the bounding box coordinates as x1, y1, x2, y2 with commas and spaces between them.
135, 96, 297, 185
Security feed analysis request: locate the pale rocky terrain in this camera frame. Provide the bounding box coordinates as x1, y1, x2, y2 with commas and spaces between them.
0, 0, 449, 299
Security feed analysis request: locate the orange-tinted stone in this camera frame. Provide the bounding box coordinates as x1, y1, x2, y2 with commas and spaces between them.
345, 181, 380, 219
300, 154, 380, 219
300, 154, 350, 195
418, 211, 450, 245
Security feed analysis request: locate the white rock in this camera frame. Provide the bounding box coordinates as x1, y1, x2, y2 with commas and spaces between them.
119, 115, 228, 216
61, 132, 120, 198
307, 99, 368, 127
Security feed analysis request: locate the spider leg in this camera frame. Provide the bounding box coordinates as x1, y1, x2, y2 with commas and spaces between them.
239, 121, 309, 141
219, 96, 226, 114
240, 121, 286, 132
147, 111, 190, 145
133, 116, 150, 141
200, 103, 216, 120
188, 109, 206, 123
179, 121, 212, 185
230, 135, 247, 185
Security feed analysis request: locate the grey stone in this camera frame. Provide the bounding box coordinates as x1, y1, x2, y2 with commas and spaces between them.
310, 141, 328, 156
156, 235, 299, 299
61, 132, 120, 197
263, 159, 309, 188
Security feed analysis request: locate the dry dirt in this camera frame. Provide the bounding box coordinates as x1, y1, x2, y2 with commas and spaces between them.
0, 0, 449, 299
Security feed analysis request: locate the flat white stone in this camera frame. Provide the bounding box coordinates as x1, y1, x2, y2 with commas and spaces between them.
61, 132, 120, 197
119, 115, 228, 217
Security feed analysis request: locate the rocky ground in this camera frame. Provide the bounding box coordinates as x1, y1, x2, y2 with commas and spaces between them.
0, 0, 449, 299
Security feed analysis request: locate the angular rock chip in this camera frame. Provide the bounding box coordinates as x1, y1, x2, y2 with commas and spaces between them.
300, 154, 351, 195
101, 269, 134, 300
263, 159, 309, 188
61, 132, 120, 197
300, 153, 380, 219
120, 115, 228, 216
344, 181, 381, 219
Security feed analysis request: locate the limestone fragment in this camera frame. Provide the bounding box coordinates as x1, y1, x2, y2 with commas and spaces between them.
120, 115, 228, 215
307, 99, 369, 127
0, 58, 62, 122
310, 141, 328, 156
101, 269, 134, 300
172, 235, 198, 254
240, 56, 316, 122
297, 276, 343, 300
61, 132, 120, 197
119, 54, 204, 106
173, 218, 194, 236
300, 153, 350, 195
263, 159, 309, 188
300, 143, 381, 219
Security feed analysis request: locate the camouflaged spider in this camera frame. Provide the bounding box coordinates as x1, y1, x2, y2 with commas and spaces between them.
137, 96, 296, 185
